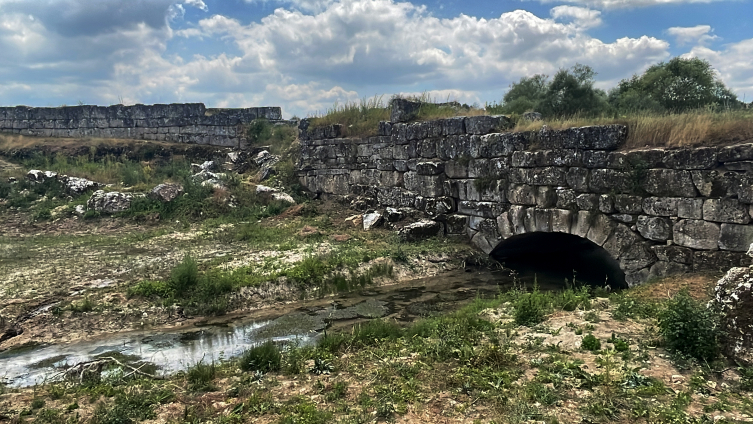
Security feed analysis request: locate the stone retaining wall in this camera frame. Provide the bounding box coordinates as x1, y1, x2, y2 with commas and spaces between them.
297, 116, 753, 285
0, 103, 282, 149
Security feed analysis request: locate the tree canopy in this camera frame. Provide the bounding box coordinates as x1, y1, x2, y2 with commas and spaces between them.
498, 57, 739, 118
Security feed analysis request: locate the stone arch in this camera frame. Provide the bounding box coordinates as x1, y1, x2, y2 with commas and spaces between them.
469, 206, 656, 287
490, 232, 627, 289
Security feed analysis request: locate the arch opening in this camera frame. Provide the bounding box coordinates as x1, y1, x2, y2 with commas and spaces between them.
490, 232, 627, 290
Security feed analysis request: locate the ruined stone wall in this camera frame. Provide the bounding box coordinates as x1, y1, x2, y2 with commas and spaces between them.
297, 117, 753, 285
0, 103, 282, 149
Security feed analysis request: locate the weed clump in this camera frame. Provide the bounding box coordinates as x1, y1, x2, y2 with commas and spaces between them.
240, 341, 282, 373
186, 361, 217, 392
513, 286, 550, 326
658, 290, 719, 362
581, 334, 602, 352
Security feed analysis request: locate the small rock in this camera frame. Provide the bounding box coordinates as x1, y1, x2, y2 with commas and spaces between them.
330, 234, 351, 242
74, 205, 86, 215
385, 207, 404, 222
191, 160, 217, 173
271, 192, 295, 204
149, 183, 184, 202
87, 190, 134, 214
363, 211, 383, 230
299, 225, 319, 237
399, 219, 442, 241
522, 111, 543, 121
255, 185, 278, 194
62, 176, 102, 196
8, 176, 17, 183
345, 214, 363, 227
26, 169, 57, 183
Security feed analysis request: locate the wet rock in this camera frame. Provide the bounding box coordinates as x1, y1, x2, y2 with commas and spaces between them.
399, 219, 442, 241
363, 211, 383, 230
149, 183, 184, 202
87, 190, 134, 214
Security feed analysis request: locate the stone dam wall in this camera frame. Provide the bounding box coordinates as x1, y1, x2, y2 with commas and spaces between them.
0, 103, 282, 149
297, 116, 753, 285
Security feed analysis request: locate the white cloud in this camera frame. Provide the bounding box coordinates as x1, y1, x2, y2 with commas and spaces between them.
666, 25, 718, 46
683, 38, 753, 100
0, 0, 678, 117
244, 0, 336, 13
184, 0, 208, 11
535, 0, 730, 9
550, 6, 602, 29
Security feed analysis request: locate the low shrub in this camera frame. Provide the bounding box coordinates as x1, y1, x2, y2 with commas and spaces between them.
658, 289, 719, 362
513, 287, 550, 326
186, 361, 217, 392
581, 334, 602, 352
240, 341, 282, 373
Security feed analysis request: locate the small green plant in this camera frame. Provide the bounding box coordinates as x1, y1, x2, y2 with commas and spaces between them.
325, 381, 348, 402
581, 334, 602, 352
31, 398, 46, 409
658, 289, 719, 362
170, 254, 199, 292
309, 357, 334, 375
513, 286, 550, 326
70, 297, 94, 313
240, 341, 282, 373
608, 333, 630, 352
186, 361, 217, 392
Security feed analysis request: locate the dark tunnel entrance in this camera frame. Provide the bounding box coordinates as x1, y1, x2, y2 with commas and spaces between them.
489, 232, 628, 290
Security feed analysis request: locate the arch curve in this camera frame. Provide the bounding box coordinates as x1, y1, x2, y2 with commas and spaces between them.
490, 232, 628, 290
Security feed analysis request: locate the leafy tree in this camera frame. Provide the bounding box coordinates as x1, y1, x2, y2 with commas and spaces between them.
500, 74, 548, 115
609, 57, 738, 113
537, 64, 609, 117
500, 64, 608, 118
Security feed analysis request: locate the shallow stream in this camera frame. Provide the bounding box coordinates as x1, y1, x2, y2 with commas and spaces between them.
1, 267, 561, 388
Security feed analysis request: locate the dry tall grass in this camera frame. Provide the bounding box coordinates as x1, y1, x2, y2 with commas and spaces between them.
513, 110, 753, 149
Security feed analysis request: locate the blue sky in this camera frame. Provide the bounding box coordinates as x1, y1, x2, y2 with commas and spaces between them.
0, 0, 751, 118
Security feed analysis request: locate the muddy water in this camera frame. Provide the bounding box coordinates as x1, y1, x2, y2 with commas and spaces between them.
0, 267, 556, 388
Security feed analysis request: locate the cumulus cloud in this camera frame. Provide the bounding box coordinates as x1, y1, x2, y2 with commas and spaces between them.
667, 25, 718, 46
683, 38, 753, 99
0, 0, 676, 116
535, 0, 730, 9
550, 6, 602, 29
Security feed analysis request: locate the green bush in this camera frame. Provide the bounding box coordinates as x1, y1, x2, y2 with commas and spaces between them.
170, 254, 199, 292
658, 290, 719, 362
581, 334, 602, 352
513, 287, 550, 326
127, 280, 174, 299
240, 341, 282, 372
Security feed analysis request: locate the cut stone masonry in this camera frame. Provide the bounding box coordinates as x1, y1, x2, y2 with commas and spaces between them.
0, 103, 282, 149
297, 114, 753, 286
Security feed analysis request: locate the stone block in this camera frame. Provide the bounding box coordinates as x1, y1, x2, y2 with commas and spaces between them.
625, 149, 665, 168
416, 161, 444, 176
480, 180, 507, 203
497, 211, 514, 239
406, 122, 428, 140
566, 167, 590, 192
642, 169, 697, 197
691, 171, 739, 198
507, 184, 536, 206
719, 223, 753, 252
576, 193, 599, 211
648, 262, 690, 280
471, 218, 502, 254
651, 245, 693, 264
444, 160, 468, 178
663, 147, 718, 170
737, 175, 753, 204
614, 195, 643, 214
534, 208, 552, 232
442, 117, 465, 135
390, 98, 421, 123
377, 187, 417, 208
677, 198, 703, 219
620, 242, 658, 272
468, 159, 490, 178
718, 143, 753, 162
416, 139, 437, 158
626, 268, 651, 286
523, 207, 538, 233
555, 188, 577, 209
571, 210, 592, 238
509, 205, 527, 235
588, 169, 632, 194
465, 115, 509, 135
610, 214, 637, 224
445, 214, 469, 234
404, 172, 444, 197
528, 167, 567, 186
511, 151, 537, 167
703, 198, 750, 224
425, 197, 456, 216
724, 161, 753, 172
642, 197, 679, 216
673, 219, 720, 250
598, 195, 614, 214
536, 186, 557, 208
378, 121, 392, 136
636, 215, 672, 241
586, 213, 615, 246
551, 209, 573, 233
693, 250, 751, 271
458, 201, 506, 218
603, 224, 643, 260
582, 150, 609, 168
